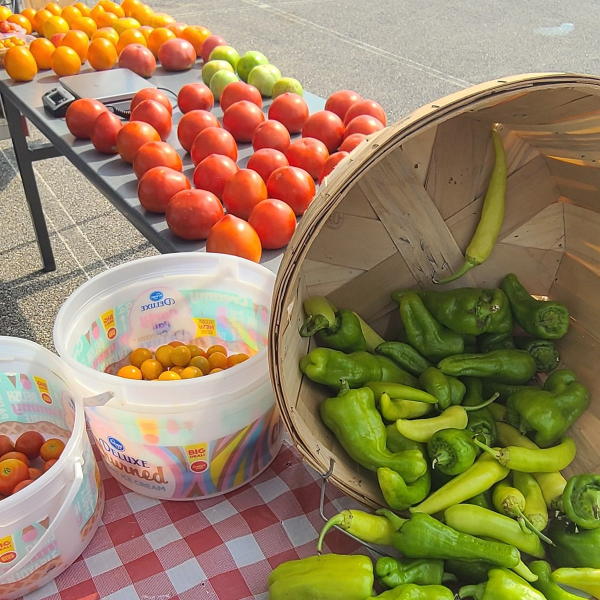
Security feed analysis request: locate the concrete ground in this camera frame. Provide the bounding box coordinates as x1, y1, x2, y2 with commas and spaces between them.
1, 0, 599, 349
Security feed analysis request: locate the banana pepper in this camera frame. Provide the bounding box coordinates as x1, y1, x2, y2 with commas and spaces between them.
551, 568, 600, 598
530, 561, 584, 600
377, 583, 454, 600
458, 568, 545, 600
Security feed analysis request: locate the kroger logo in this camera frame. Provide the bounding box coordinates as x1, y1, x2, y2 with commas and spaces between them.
149, 291, 164, 302
108, 437, 124, 451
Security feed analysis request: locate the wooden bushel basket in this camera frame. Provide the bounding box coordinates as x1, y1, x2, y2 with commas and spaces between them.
269, 73, 600, 509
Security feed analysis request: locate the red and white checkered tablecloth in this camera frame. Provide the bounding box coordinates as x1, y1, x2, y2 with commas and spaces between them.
19, 434, 368, 600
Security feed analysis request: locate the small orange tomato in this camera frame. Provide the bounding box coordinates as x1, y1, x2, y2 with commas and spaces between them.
43, 458, 58, 473
0, 452, 30, 467
208, 351, 228, 371
170, 365, 185, 375
29, 467, 43, 480
206, 344, 227, 357
227, 353, 250, 368
12, 479, 34, 494
171, 345, 191, 367
158, 370, 181, 381
180, 366, 202, 379
40, 438, 66, 462
155, 345, 174, 368
140, 358, 163, 380
0, 459, 29, 495
186, 344, 204, 359
15, 431, 45, 459
208, 368, 224, 375
117, 365, 143, 380
129, 347, 152, 368
189, 356, 210, 375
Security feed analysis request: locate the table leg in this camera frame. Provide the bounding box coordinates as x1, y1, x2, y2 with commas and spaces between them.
1, 91, 56, 273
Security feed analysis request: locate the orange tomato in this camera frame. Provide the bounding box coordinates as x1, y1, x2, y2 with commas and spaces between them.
74, 2, 91, 17
207, 344, 228, 356
227, 353, 250, 368
140, 358, 163, 380
155, 345, 174, 368
208, 368, 224, 375
43, 458, 58, 473
180, 366, 202, 379
117, 365, 143, 379
0, 452, 29, 467
89, 3, 105, 24
95, 9, 118, 28
40, 438, 66, 462
51, 45, 81, 76
43, 15, 68, 39
168, 341, 185, 348
44, 2, 62, 16
20, 8, 37, 27
171, 345, 191, 367
4, 47, 37, 81
0, 6, 12, 20
166, 22, 187, 37
170, 365, 185, 375
12, 479, 34, 494
7, 14, 32, 34
208, 352, 228, 371
116, 27, 147, 54
158, 370, 181, 381
92, 26, 118, 46
147, 26, 174, 57
180, 25, 211, 58
99, 0, 124, 18
131, 3, 153, 26
112, 16, 140, 35
32, 9, 52, 36
71, 16, 97, 38
60, 5, 82, 27
29, 467, 43, 480
150, 12, 174, 29
137, 25, 153, 41
0, 435, 14, 457
186, 344, 204, 359
121, 0, 141, 17
129, 347, 152, 368
15, 431, 45, 460
61, 29, 89, 63
29, 37, 55, 69
0, 460, 29, 496
189, 356, 210, 375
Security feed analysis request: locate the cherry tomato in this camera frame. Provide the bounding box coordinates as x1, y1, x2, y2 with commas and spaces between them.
318, 151, 349, 185
192, 154, 238, 200
302, 110, 345, 153
166, 189, 224, 240
219, 81, 262, 112
40, 438, 66, 462
206, 215, 262, 263
344, 99, 386, 126
325, 89, 363, 121
117, 365, 143, 379
137, 166, 191, 213
133, 141, 182, 179
0, 451, 29, 466
208, 351, 227, 370
246, 148, 289, 184
180, 366, 202, 379
343, 115, 384, 139
130, 347, 152, 368
158, 371, 182, 381
91, 111, 123, 154
177, 82, 214, 114
130, 88, 173, 115
222, 169, 268, 220
116, 121, 161, 163
252, 120, 290, 153
190, 127, 238, 166
12, 479, 34, 494
155, 344, 174, 368
29, 467, 43, 481
268, 93, 309, 134
0, 459, 29, 495
227, 353, 250, 367
186, 345, 204, 359
189, 355, 210, 374
65, 98, 108, 139
0, 435, 14, 457
248, 199, 296, 250
43, 459, 58, 473
140, 358, 163, 380
206, 344, 228, 356
15, 431, 45, 460
222, 100, 265, 143
177, 109, 221, 153
130, 99, 173, 141
168, 341, 185, 348
266, 166, 315, 216
339, 133, 367, 153
171, 345, 192, 366
285, 137, 329, 180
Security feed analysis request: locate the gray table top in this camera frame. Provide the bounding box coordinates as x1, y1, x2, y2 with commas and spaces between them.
0, 63, 325, 273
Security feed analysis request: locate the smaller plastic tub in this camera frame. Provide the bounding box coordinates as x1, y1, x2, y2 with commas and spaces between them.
53, 253, 284, 500
0, 337, 104, 600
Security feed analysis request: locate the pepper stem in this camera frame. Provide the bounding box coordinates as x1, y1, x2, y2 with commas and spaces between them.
514, 507, 556, 546
317, 513, 347, 553
299, 314, 332, 337
375, 508, 408, 531
463, 393, 499, 412
458, 583, 485, 599
433, 256, 478, 285
433, 451, 451, 469
472, 437, 501, 461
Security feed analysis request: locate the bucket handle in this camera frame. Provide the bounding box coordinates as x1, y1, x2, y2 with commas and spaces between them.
0, 456, 84, 585
83, 391, 114, 407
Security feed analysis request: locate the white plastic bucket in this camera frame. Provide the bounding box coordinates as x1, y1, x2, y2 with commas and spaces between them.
0, 337, 104, 600
53, 253, 284, 500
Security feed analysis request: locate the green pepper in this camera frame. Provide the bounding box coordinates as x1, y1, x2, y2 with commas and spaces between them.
375, 557, 445, 588
444, 560, 494, 585
464, 490, 494, 511
462, 377, 497, 447
419, 367, 465, 410
444, 504, 545, 559
378, 466, 431, 511
375, 342, 434, 376
267, 553, 374, 600
548, 517, 600, 568
551, 568, 600, 598
506, 369, 590, 448
366, 382, 438, 405
399, 293, 465, 362
481, 380, 539, 402
377, 583, 454, 600
300, 348, 420, 391
300, 296, 337, 336
562, 474, 600, 530
458, 568, 545, 600
438, 349, 537, 385
478, 332, 516, 353
427, 428, 479, 475
515, 336, 560, 373
512, 472, 549, 536
392, 288, 511, 336
502, 273, 570, 339
463, 334, 479, 353
381, 395, 435, 420
530, 561, 584, 600
320, 382, 427, 482
385, 425, 427, 455
410, 453, 509, 515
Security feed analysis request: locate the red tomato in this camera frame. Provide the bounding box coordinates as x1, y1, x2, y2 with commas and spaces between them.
206, 214, 262, 262
130, 88, 173, 115
0, 459, 29, 495
15, 431, 44, 460
285, 137, 329, 180
133, 141, 183, 179
190, 127, 238, 166
65, 98, 107, 139
344, 99, 387, 126
158, 38, 196, 71
130, 99, 173, 141
166, 189, 224, 240
177, 82, 214, 114
222, 169, 268, 220
252, 120, 290, 153
91, 111, 123, 154
0, 436, 14, 457
302, 110, 345, 153
325, 89, 363, 121
137, 166, 191, 213
222, 101, 265, 143
268, 93, 309, 134
267, 166, 316, 216
12, 479, 34, 494
200, 34, 226, 63
116, 121, 161, 163
219, 81, 262, 112
177, 110, 220, 153
339, 133, 367, 153
247, 148, 288, 183
248, 199, 296, 250
318, 151, 349, 185
343, 115, 384, 139
193, 154, 238, 200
